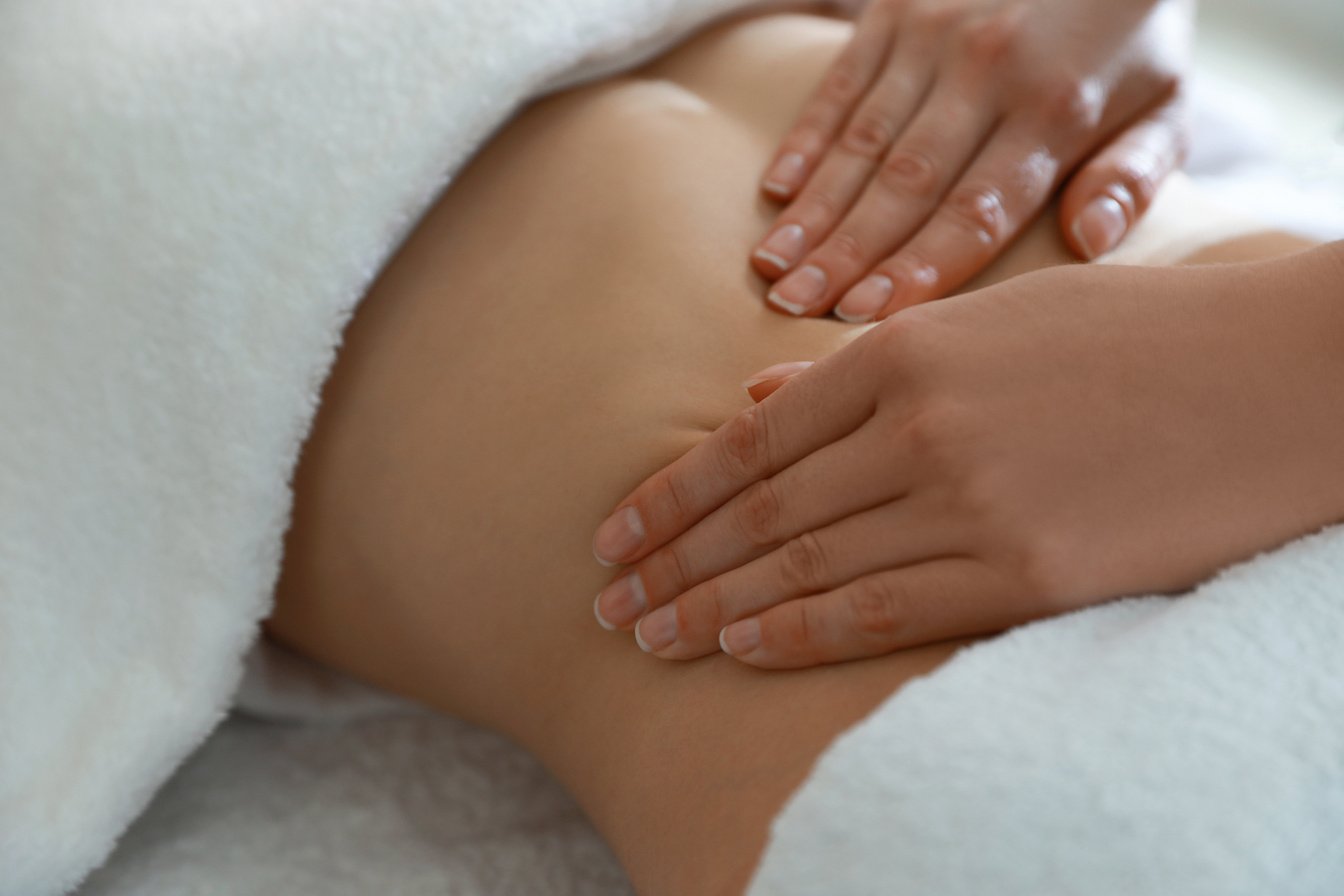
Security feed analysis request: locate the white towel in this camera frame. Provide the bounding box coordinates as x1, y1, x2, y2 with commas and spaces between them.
749, 526, 1344, 895
7, 2, 1343, 895
0, 2, 809, 893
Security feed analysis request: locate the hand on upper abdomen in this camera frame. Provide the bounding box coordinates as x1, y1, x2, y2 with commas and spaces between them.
750, 0, 1193, 323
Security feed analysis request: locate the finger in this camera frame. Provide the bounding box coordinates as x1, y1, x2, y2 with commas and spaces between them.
720, 558, 1028, 669
841, 123, 1063, 321
742, 360, 813, 403
635, 493, 958, 659
1060, 93, 1187, 260
765, 83, 996, 318
759, 0, 903, 201
745, 375, 789, 404
596, 421, 901, 631
752, 35, 937, 281
592, 342, 880, 567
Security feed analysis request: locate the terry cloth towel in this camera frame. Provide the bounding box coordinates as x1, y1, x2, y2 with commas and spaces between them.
0, 1, 857, 893
748, 527, 1344, 895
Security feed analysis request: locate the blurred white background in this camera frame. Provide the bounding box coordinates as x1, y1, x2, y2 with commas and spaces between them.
1188, 0, 1344, 237
1196, 0, 1343, 154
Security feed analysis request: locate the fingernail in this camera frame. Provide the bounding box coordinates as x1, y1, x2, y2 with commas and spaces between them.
767, 265, 828, 316
593, 506, 645, 566
741, 360, 814, 391
594, 594, 616, 631
635, 604, 678, 653
744, 360, 815, 402
762, 152, 806, 196
594, 572, 647, 630
1073, 196, 1128, 260
835, 275, 893, 323
719, 619, 761, 657
753, 223, 806, 272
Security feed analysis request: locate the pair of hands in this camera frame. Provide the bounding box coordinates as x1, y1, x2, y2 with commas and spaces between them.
751, 0, 1192, 322
593, 251, 1344, 667
591, 0, 1210, 667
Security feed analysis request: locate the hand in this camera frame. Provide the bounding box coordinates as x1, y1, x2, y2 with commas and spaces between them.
751, 0, 1193, 322
592, 248, 1344, 667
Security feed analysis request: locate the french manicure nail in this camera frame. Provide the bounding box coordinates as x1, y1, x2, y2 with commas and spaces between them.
593, 505, 645, 566
1074, 195, 1128, 260
594, 594, 616, 630
754, 223, 806, 272
595, 572, 648, 630
741, 360, 814, 391
763, 152, 806, 196
767, 265, 828, 316
835, 275, 894, 323
720, 619, 762, 657
635, 604, 678, 653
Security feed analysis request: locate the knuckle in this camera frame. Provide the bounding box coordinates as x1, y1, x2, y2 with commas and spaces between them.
788, 602, 818, 654
903, 404, 966, 473
1040, 79, 1104, 137
659, 469, 695, 526
877, 148, 940, 199
780, 532, 830, 593
838, 113, 896, 160
957, 10, 1021, 66
1111, 152, 1161, 206
792, 113, 833, 154
849, 577, 906, 638
871, 307, 935, 370
736, 479, 784, 547
760, 603, 809, 658
795, 188, 842, 226
1012, 530, 1075, 604
821, 64, 865, 105
1009, 148, 1057, 202
942, 467, 1008, 542
679, 580, 727, 632
944, 185, 1007, 247
650, 541, 694, 596
912, 1, 965, 34
823, 229, 867, 268
719, 405, 771, 479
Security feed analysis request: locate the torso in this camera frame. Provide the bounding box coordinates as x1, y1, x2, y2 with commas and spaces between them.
269, 11, 1081, 896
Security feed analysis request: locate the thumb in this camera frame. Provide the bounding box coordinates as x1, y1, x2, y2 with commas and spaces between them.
1060, 93, 1188, 261
741, 361, 814, 403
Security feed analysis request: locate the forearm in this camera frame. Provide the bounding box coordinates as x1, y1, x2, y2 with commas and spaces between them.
1211, 240, 1344, 535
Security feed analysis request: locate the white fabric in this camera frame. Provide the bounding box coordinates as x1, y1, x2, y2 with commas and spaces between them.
0, 2, 796, 894
748, 71, 1344, 893
85, 91, 1344, 896
749, 526, 1344, 896
3, 1, 1340, 895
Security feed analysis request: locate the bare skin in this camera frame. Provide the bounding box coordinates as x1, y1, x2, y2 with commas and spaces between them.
754, 0, 1195, 319
263, 10, 1315, 895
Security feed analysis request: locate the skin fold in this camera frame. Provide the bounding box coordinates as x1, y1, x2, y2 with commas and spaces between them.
265, 9, 1323, 894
